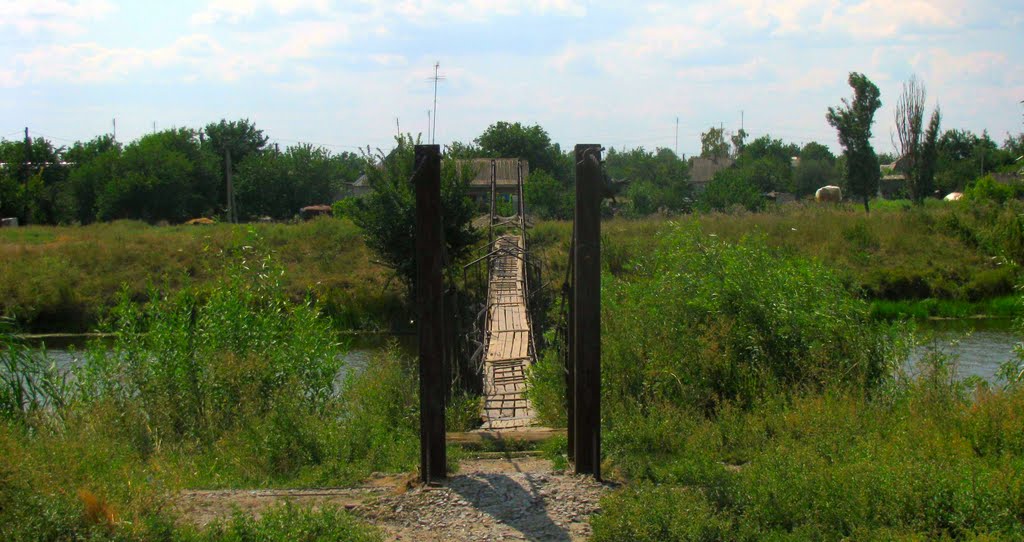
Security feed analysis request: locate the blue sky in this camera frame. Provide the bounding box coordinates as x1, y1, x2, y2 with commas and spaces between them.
3, 0, 1022, 157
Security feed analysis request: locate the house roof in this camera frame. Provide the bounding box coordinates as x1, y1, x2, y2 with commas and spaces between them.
688, 156, 734, 185
456, 158, 529, 189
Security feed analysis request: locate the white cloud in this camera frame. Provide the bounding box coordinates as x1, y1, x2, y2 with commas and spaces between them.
389, 0, 585, 22
0, 0, 115, 35
191, 0, 332, 25
370, 54, 408, 66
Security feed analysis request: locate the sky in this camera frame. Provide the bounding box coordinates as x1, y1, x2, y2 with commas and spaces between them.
2, 0, 1022, 158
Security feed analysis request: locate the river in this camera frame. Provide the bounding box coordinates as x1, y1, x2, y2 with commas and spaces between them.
23, 333, 416, 389
22, 321, 1023, 384
909, 319, 1020, 382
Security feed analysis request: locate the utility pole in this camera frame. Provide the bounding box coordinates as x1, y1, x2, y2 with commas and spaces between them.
112, 118, 117, 141
22, 127, 31, 177
675, 117, 679, 157
21, 127, 31, 222
428, 110, 431, 140
225, 149, 235, 224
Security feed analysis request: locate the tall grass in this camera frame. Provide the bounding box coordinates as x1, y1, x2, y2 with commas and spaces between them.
529, 221, 1024, 539
4, 203, 1021, 333
1, 320, 70, 420
0, 233, 417, 539
530, 222, 910, 425
0, 218, 407, 333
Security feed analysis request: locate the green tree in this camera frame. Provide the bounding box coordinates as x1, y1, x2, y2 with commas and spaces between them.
65, 135, 121, 224
934, 129, 1011, 192
234, 144, 350, 220
800, 142, 836, 164
204, 119, 269, 218
203, 118, 268, 168
731, 128, 748, 157
97, 129, 218, 222
233, 149, 291, 219
700, 127, 730, 159
348, 135, 480, 292
475, 121, 564, 177
698, 168, 763, 212
918, 107, 942, 199
735, 135, 800, 193
605, 147, 690, 214
827, 72, 882, 213
524, 169, 573, 219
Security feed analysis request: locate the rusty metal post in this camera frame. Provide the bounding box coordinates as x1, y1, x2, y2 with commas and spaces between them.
573, 144, 601, 479
414, 144, 447, 483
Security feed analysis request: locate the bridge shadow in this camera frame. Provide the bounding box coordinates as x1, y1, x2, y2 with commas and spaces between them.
448, 460, 571, 541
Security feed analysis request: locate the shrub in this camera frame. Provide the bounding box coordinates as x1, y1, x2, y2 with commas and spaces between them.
965, 175, 1020, 205
76, 236, 342, 444
597, 223, 908, 412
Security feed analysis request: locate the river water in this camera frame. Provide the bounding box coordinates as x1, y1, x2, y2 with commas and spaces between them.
909, 319, 1020, 382
23, 333, 416, 388
22, 321, 1023, 384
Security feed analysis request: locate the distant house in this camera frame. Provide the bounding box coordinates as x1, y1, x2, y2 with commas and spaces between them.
455, 158, 529, 205
300, 205, 332, 220
879, 155, 911, 199
687, 157, 734, 193
992, 172, 1024, 185
346, 173, 371, 198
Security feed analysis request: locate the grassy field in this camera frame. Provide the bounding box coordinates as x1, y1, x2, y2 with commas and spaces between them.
530, 200, 1023, 320
529, 222, 1024, 540
2, 199, 1020, 333
5, 206, 1024, 540
0, 218, 407, 333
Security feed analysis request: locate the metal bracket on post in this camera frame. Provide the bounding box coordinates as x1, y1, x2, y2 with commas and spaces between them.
572, 144, 602, 480
414, 144, 447, 483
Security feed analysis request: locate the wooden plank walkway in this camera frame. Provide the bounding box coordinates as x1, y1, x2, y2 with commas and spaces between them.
481, 234, 536, 430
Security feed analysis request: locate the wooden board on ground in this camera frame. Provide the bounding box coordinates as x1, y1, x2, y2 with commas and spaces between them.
447, 427, 566, 446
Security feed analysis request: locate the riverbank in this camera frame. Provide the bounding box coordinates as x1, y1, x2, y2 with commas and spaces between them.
5, 219, 1024, 540
3, 202, 1021, 333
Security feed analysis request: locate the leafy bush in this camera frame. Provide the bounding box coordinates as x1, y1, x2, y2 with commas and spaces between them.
965, 174, 1021, 205
698, 169, 764, 212
76, 236, 341, 443
604, 224, 907, 411
347, 134, 480, 292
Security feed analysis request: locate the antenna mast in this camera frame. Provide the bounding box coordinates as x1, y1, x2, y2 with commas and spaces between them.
428, 62, 446, 144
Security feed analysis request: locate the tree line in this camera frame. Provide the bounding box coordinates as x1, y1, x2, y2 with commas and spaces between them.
0, 120, 365, 225
3, 77, 1021, 225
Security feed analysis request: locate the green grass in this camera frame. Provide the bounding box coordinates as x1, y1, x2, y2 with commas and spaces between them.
871, 296, 1021, 320
4, 201, 1022, 332
0, 239, 416, 539
592, 384, 1024, 541
528, 221, 1024, 539
0, 218, 407, 333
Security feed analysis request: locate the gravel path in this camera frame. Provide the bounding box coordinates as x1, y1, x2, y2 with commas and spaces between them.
174, 457, 611, 541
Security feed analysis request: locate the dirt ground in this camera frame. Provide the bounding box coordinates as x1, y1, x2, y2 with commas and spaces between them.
174, 457, 612, 542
